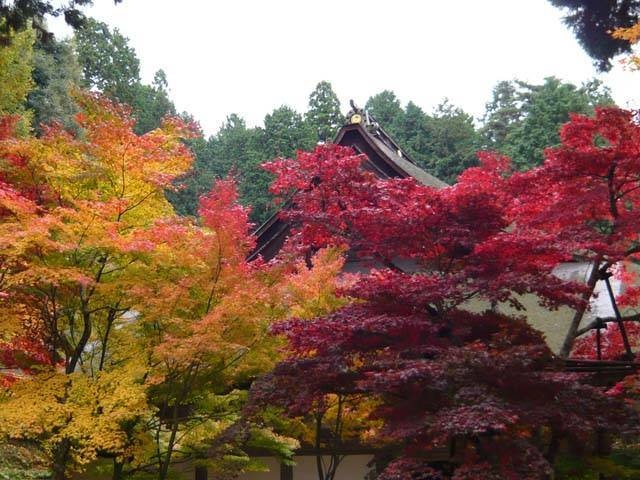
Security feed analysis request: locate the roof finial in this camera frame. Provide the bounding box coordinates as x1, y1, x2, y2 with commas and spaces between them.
347, 100, 364, 125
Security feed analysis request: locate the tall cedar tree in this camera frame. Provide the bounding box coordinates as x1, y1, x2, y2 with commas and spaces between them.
250, 137, 638, 479
481, 77, 613, 170
306, 81, 343, 143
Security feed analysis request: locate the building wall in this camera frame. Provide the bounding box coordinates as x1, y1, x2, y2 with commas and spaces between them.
239, 455, 374, 480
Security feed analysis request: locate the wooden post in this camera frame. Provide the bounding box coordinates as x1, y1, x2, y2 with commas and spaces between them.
603, 274, 634, 359
280, 462, 293, 480
596, 320, 603, 360
195, 466, 208, 480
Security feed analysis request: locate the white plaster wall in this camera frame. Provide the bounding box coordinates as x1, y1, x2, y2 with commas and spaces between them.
240, 457, 281, 480
552, 262, 622, 323
292, 455, 373, 480
238, 455, 374, 480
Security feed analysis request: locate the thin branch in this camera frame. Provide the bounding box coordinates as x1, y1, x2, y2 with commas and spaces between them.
576, 312, 640, 337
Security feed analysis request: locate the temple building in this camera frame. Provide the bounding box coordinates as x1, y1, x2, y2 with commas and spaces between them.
225, 105, 623, 480
249, 104, 447, 263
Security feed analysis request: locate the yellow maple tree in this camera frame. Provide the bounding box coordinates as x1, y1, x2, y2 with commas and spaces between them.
0, 92, 348, 480
612, 23, 640, 68
0, 92, 195, 479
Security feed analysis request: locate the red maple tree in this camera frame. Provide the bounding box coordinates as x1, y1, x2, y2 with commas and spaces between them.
252, 135, 639, 479
503, 108, 640, 358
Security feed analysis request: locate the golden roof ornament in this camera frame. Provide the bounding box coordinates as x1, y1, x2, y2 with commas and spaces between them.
347, 99, 365, 125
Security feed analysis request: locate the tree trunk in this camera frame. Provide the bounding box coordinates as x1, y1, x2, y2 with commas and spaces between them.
315, 412, 324, 480
51, 438, 71, 480
195, 466, 208, 480
545, 432, 560, 465
159, 405, 180, 480
112, 459, 125, 480
559, 258, 601, 358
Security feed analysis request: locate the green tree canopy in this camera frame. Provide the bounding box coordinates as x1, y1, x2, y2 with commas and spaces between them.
0, 0, 121, 45
27, 36, 82, 133
480, 80, 522, 148
422, 99, 481, 183
262, 105, 314, 157
306, 80, 343, 142
74, 19, 176, 134
481, 77, 614, 169
129, 69, 176, 134
74, 18, 140, 102
365, 90, 403, 127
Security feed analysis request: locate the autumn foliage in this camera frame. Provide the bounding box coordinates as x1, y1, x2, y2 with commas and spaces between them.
0, 94, 345, 480
506, 107, 640, 358
253, 116, 640, 478
2, 79, 640, 480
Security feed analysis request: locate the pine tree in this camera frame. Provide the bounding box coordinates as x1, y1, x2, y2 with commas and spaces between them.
306, 81, 343, 142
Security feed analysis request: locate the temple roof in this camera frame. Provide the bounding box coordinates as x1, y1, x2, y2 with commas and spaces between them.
334, 113, 447, 188
249, 105, 447, 262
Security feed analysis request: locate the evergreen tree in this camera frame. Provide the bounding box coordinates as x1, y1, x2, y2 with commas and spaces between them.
213, 114, 270, 223
549, 0, 640, 71
74, 18, 140, 104
0, 0, 122, 45
386, 98, 480, 184
389, 101, 430, 163
482, 77, 614, 169
480, 80, 522, 149
165, 134, 216, 217
130, 69, 176, 134
27, 37, 82, 133
262, 105, 314, 158
365, 90, 404, 127
74, 19, 176, 134
423, 100, 481, 183
306, 81, 343, 142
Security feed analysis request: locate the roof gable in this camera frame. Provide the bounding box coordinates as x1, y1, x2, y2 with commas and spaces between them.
335, 119, 447, 188
249, 109, 447, 261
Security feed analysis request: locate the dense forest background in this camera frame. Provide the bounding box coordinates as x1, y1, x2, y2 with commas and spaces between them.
4, 18, 616, 224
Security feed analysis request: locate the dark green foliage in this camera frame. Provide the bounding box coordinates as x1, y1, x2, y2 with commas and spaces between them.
481, 80, 522, 148
481, 77, 614, 169
26, 37, 82, 133
167, 114, 248, 218
74, 19, 176, 135
165, 135, 216, 217
305, 81, 343, 142
549, 0, 640, 71
365, 92, 480, 184
421, 100, 482, 183
129, 70, 176, 134
74, 18, 140, 103
364, 90, 403, 127
214, 115, 269, 224
363, 80, 612, 182
170, 108, 316, 225
262, 105, 315, 158
0, 0, 121, 45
